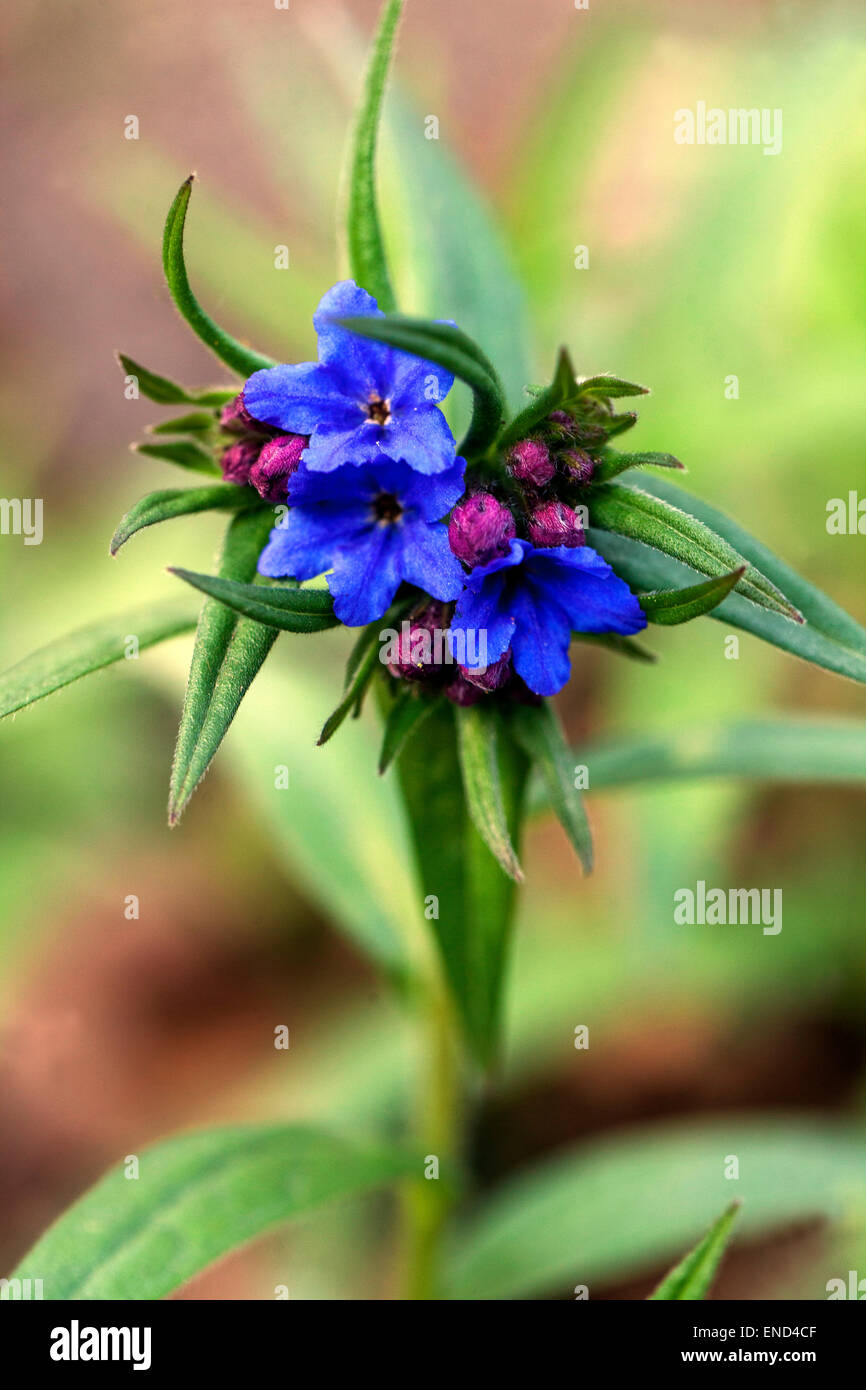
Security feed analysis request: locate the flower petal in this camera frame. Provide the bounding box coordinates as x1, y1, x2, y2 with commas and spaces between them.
382, 405, 457, 475
509, 583, 573, 696
313, 280, 394, 397
527, 546, 647, 635
399, 521, 465, 601
244, 362, 357, 436
452, 575, 514, 668
327, 525, 403, 626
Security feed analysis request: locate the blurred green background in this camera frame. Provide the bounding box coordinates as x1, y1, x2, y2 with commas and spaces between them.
1, 0, 865, 1299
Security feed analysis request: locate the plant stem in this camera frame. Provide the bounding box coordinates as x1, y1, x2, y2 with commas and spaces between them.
403, 969, 461, 1300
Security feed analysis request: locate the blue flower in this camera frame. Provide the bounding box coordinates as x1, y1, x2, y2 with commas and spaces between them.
451, 539, 647, 696
258, 455, 467, 627
243, 281, 457, 476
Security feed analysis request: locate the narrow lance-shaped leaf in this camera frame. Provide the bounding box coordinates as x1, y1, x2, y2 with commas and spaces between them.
168, 508, 279, 825
593, 449, 685, 482
343, 0, 404, 312
498, 347, 577, 452
162, 176, 275, 378
378, 689, 437, 774
334, 312, 506, 460
639, 567, 745, 626
575, 374, 649, 399
0, 598, 198, 720
110, 484, 262, 556
169, 568, 339, 635
529, 716, 866, 798
456, 703, 523, 882
318, 636, 382, 745
116, 352, 236, 407
396, 700, 529, 1065
133, 439, 219, 475
649, 1201, 742, 1301
597, 471, 866, 685
11, 1124, 420, 1300
148, 411, 218, 435
588, 481, 803, 622
507, 701, 593, 873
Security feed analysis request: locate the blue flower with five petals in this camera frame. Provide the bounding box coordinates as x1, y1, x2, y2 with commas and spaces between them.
451, 539, 647, 697
244, 281, 457, 476
258, 455, 467, 627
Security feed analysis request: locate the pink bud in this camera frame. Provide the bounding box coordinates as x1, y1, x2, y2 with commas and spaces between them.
527, 500, 585, 549
220, 439, 260, 485
506, 438, 555, 488
250, 434, 307, 501
220, 393, 257, 434
449, 492, 516, 568
563, 447, 595, 483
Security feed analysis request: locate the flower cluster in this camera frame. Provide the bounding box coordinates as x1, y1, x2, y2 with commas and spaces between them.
229, 280, 646, 698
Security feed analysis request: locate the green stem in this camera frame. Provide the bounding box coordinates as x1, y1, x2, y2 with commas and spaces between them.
403, 970, 461, 1300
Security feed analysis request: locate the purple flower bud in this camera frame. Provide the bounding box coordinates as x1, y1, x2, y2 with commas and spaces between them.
459, 651, 511, 692
220, 393, 257, 434
449, 492, 516, 568
527, 500, 586, 549
220, 439, 260, 485
563, 447, 595, 483
506, 438, 555, 488
387, 603, 448, 684
249, 433, 307, 501
548, 410, 607, 447
444, 672, 485, 706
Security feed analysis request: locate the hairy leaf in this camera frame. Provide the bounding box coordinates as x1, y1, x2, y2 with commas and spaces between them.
334, 312, 505, 460
11, 1124, 419, 1300
169, 569, 338, 634
162, 177, 275, 378
0, 599, 198, 720
110, 484, 261, 555
649, 1201, 741, 1300
343, 0, 404, 312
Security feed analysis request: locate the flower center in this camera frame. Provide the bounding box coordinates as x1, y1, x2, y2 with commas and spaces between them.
366, 394, 391, 425
373, 491, 403, 523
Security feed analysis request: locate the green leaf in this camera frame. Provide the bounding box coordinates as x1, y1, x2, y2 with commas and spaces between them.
576, 374, 649, 399
334, 312, 505, 460
10, 1124, 419, 1300
456, 703, 523, 883
649, 1201, 742, 1300
343, 0, 403, 312
148, 411, 218, 435
594, 449, 685, 482
110, 484, 261, 555
162, 177, 275, 378
639, 568, 745, 626
0, 598, 198, 720
378, 689, 437, 774
498, 347, 577, 451
443, 1116, 866, 1300
133, 439, 219, 475
590, 472, 866, 684
116, 353, 235, 408
541, 716, 866, 794
507, 702, 592, 873
169, 569, 338, 635
603, 410, 639, 440
168, 509, 279, 825
318, 637, 382, 745
588, 482, 803, 622
397, 702, 529, 1065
